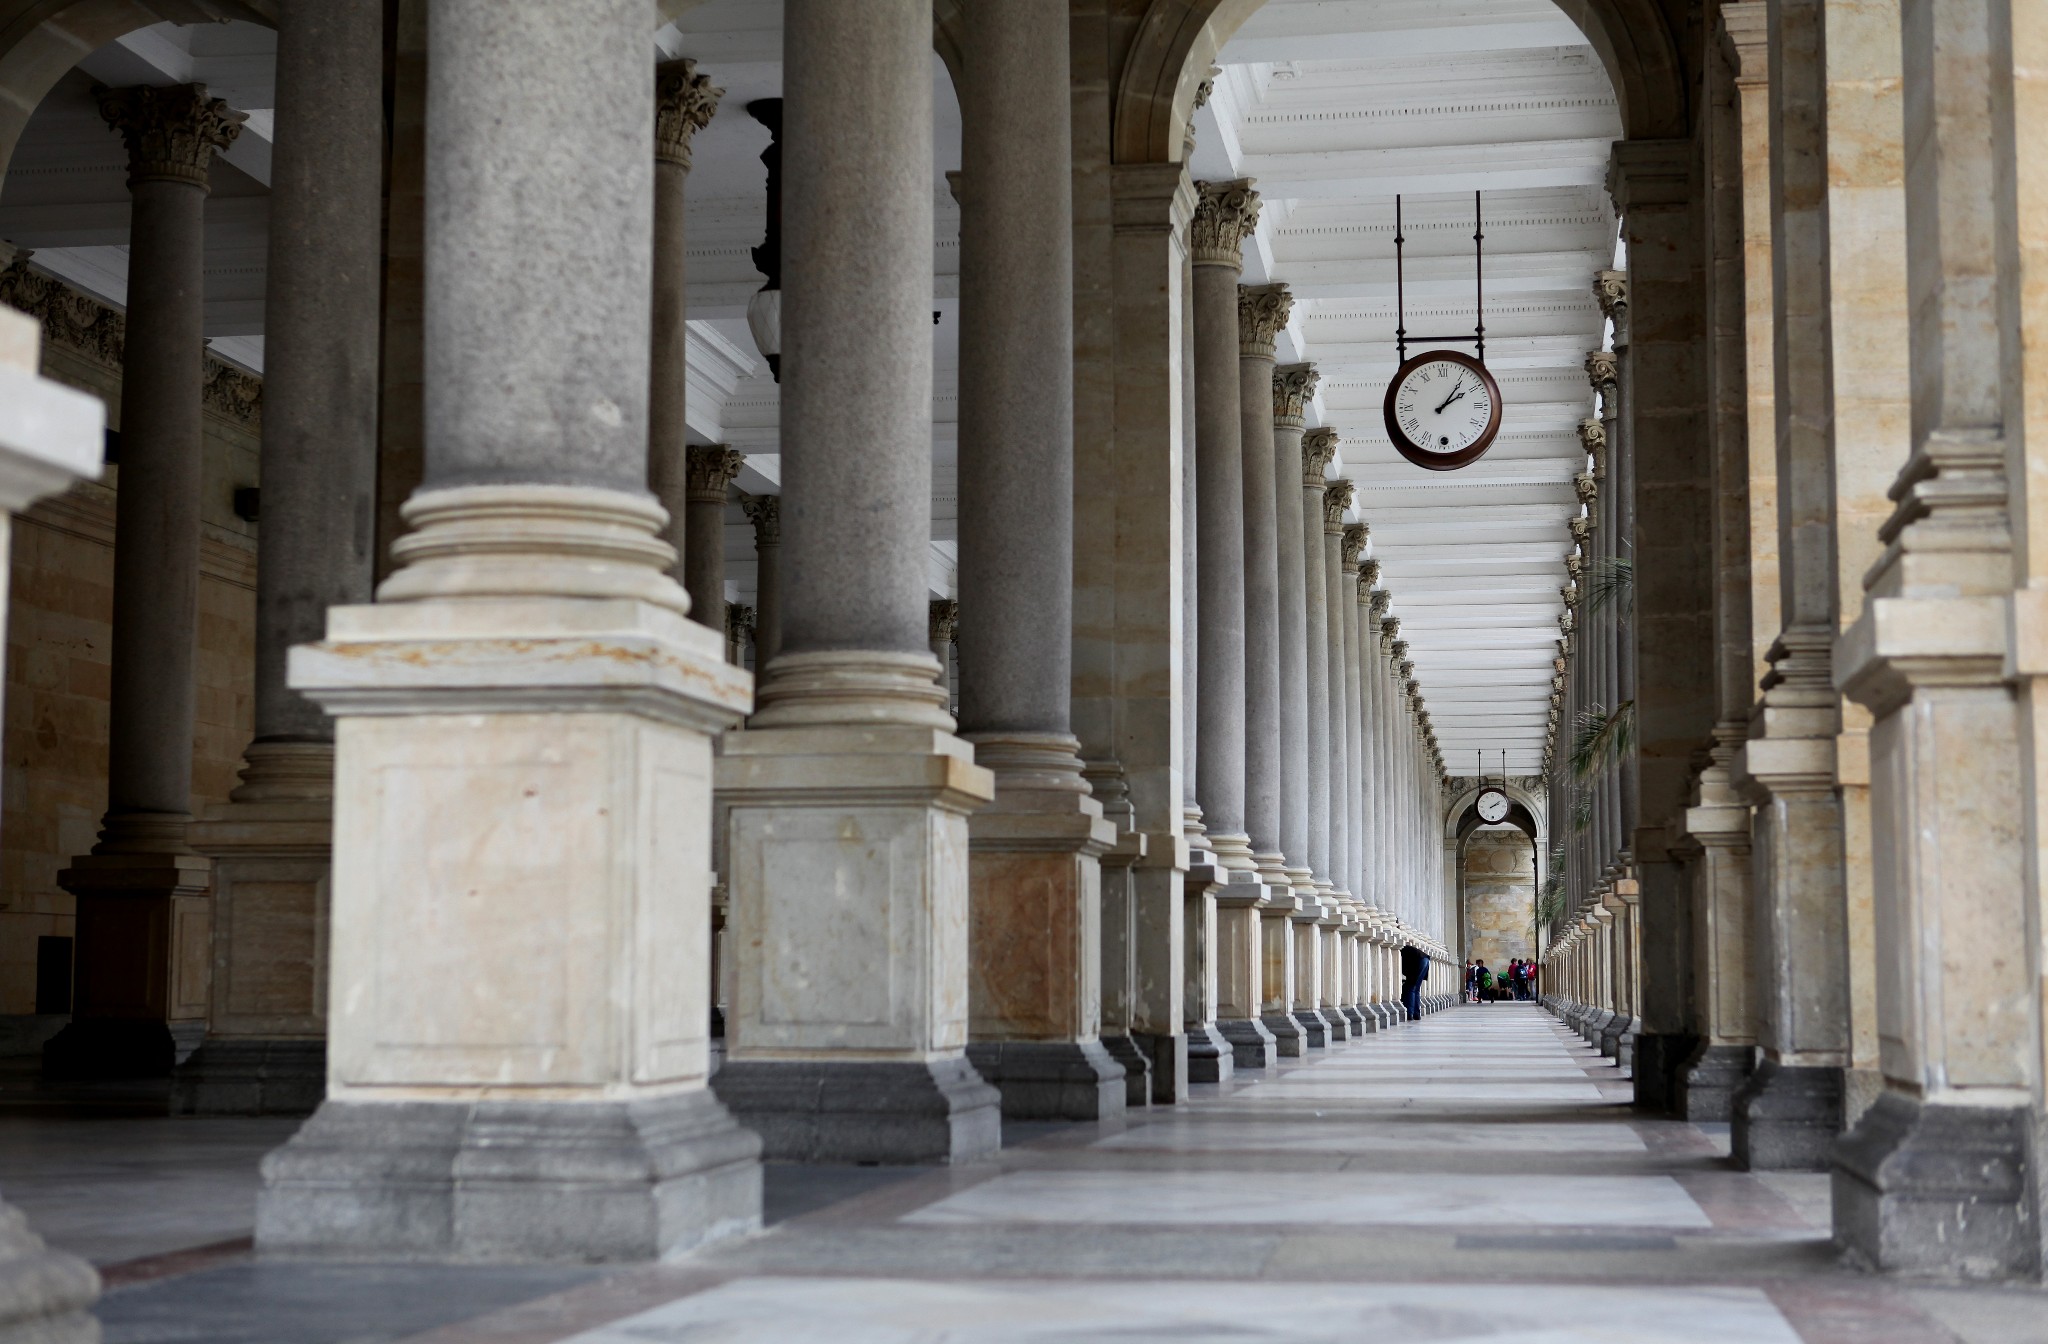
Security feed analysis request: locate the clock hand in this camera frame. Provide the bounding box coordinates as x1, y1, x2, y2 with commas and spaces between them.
1434, 380, 1467, 415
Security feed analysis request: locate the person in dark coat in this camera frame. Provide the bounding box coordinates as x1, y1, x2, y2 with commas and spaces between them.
1400, 943, 1427, 1020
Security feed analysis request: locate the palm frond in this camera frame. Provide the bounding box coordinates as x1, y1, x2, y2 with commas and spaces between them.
1582, 554, 1634, 618
1570, 788, 1594, 834
1569, 699, 1636, 782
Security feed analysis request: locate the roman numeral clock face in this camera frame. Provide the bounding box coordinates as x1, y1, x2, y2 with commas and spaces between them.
1382, 351, 1504, 471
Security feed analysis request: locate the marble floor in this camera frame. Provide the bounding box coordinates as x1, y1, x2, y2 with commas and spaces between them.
8, 1005, 2047, 1342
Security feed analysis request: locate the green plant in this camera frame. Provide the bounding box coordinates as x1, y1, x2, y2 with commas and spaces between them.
1581, 553, 1633, 618
1570, 699, 1636, 783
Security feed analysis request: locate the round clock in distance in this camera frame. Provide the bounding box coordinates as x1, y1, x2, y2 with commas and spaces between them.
1476, 787, 1511, 825
1383, 348, 1503, 472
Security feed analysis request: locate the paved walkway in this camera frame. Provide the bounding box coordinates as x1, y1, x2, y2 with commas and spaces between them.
13, 1005, 2046, 1341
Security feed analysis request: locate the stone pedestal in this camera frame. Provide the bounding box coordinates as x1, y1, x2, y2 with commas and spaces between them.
1833, 1094, 2034, 1279
1215, 879, 1278, 1069
1259, 895, 1306, 1056
1181, 845, 1235, 1083
1731, 1058, 1842, 1171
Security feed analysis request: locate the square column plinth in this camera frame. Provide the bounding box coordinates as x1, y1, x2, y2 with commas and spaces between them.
711, 703, 1002, 1164
258, 567, 761, 1262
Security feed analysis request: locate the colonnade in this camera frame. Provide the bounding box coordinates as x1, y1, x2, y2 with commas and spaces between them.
0, 0, 1456, 1268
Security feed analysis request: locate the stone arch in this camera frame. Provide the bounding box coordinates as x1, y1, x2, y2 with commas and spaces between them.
1108, 0, 1689, 166
1444, 781, 1546, 849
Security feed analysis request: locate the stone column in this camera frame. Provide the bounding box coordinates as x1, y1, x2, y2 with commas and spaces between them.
1242, 285, 1305, 1055
1328, 476, 1365, 1036
1277, 363, 1330, 1047
0, 299, 115, 1344
710, 0, 999, 1162
1190, 181, 1273, 1070
1833, 0, 2037, 1275
180, 0, 384, 1115
953, 0, 1121, 1122
649, 59, 721, 577
1678, 2, 1767, 1123
743, 493, 782, 665
684, 444, 743, 628
1351, 554, 1380, 1029
259, 0, 759, 1260
46, 84, 243, 1080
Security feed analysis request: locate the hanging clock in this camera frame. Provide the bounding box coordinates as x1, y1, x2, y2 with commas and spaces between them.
1384, 349, 1502, 472
1476, 787, 1511, 824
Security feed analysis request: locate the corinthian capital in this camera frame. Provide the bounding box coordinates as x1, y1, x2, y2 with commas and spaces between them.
1585, 349, 1619, 396
741, 491, 780, 545
1592, 270, 1629, 323
1569, 514, 1593, 544
1303, 427, 1340, 488
1191, 179, 1261, 269
1573, 471, 1597, 507
1273, 362, 1318, 426
1343, 523, 1369, 570
1577, 418, 1607, 480
96, 83, 244, 188
1237, 283, 1292, 358
1324, 477, 1354, 533
655, 59, 723, 169
686, 444, 745, 503
929, 598, 960, 644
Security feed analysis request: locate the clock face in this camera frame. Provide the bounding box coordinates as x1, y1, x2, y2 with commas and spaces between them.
1382, 350, 1503, 471
1477, 789, 1510, 824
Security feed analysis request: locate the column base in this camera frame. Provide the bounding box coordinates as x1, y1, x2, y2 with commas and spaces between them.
174, 1038, 325, 1116
1099, 1034, 1154, 1108
965, 1040, 1125, 1122
1292, 1009, 1331, 1049
710, 1056, 1000, 1165
1263, 1012, 1307, 1057
0, 1202, 98, 1343
1136, 1030, 1189, 1105
1217, 1018, 1278, 1070
48, 849, 213, 1079
1731, 1059, 1844, 1170
1184, 1023, 1234, 1083
1630, 1032, 1697, 1114
42, 1015, 203, 1081
1337, 1005, 1367, 1035
1583, 1009, 1613, 1046
257, 1088, 761, 1261
1676, 1043, 1754, 1123
1831, 1092, 2037, 1280
1599, 1013, 1633, 1059
1322, 1006, 1351, 1043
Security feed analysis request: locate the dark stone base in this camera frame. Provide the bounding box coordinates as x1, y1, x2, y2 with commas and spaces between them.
174, 1038, 325, 1116
1676, 1043, 1755, 1124
258, 1088, 761, 1261
42, 1016, 203, 1080
712, 1055, 999, 1165
1832, 1092, 2037, 1279
1340, 1005, 1368, 1035
1629, 1032, 1696, 1114
1292, 1009, 1330, 1049
1218, 1018, 1277, 1070
1099, 1034, 1153, 1108
1184, 1023, 1235, 1083
1731, 1059, 1843, 1170
1599, 1013, 1634, 1059
966, 1040, 1125, 1122
1136, 1030, 1189, 1105
1264, 1012, 1307, 1058
1583, 1009, 1613, 1046
1322, 1008, 1351, 1043
1374, 1003, 1398, 1029
0, 1200, 99, 1343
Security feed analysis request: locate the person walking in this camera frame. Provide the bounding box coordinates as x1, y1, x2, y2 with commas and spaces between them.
1400, 944, 1427, 1020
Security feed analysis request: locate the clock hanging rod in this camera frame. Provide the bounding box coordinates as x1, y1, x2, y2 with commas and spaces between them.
1393, 190, 1486, 366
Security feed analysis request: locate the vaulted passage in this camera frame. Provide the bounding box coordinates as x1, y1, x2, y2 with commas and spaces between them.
1, 0, 2048, 1337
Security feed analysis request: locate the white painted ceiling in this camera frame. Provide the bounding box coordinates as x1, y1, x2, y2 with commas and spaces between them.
1198, 0, 1619, 774
0, 1, 1613, 770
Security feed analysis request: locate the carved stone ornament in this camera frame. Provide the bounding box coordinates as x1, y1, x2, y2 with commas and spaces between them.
1303, 426, 1340, 486
1369, 588, 1390, 618
203, 360, 262, 422
95, 83, 244, 188
1343, 524, 1369, 570
1577, 417, 1607, 478
1322, 478, 1353, 532
685, 444, 745, 502
1584, 350, 1618, 396
1569, 515, 1592, 544
1574, 471, 1597, 507
928, 597, 960, 643
1191, 179, 1261, 269
1561, 582, 1580, 608
1384, 619, 1402, 644
1558, 608, 1575, 634
655, 58, 723, 170
741, 491, 780, 545
1184, 64, 1221, 157
1592, 270, 1629, 325
1237, 283, 1292, 358
725, 601, 755, 640
1566, 551, 1584, 583
1273, 363, 1319, 428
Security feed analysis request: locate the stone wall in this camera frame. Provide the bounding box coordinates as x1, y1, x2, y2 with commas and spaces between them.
1462, 826, 1534, 971
0, 259, 260, 1020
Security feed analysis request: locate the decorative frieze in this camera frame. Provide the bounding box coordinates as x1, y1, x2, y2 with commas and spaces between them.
1237, 283, 1292, 358
654, 58, 722, 170
1191, 179, 1261, 269
95, 83, 243, 187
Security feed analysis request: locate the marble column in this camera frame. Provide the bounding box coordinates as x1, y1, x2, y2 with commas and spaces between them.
1277, 363, 1330, 1048
649, 59, 721, 578
1832, 0, 2038, 1276
1190, 181, 1273, 1070
0, 299, 115, 1344
46, 84, 242, 1080
1327, 476, 1365, 1036
259, 0, 759, 1260
180, 0, 384, 1115
1241, 284, 1305, 1055
684, 444, 743, 629
710, 0, 999, 1163
743, 493, 782, 665
954, 0, 1121, 1122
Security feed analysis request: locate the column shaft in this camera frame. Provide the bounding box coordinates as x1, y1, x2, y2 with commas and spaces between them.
649, 60, 721, 579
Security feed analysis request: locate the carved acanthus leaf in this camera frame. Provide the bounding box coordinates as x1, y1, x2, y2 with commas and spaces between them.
685, 444, 745, 501
655, 59, 723, 170
1302, 426, 1339, 486
1273, 362, 1318, 426
740, 491, 780, 544
96, 83, 243, 186
1237, 283, 1291, 356
1323, 477, 1353, 532
1343, 523, 1369, 569
1191, 179, 1260, 269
